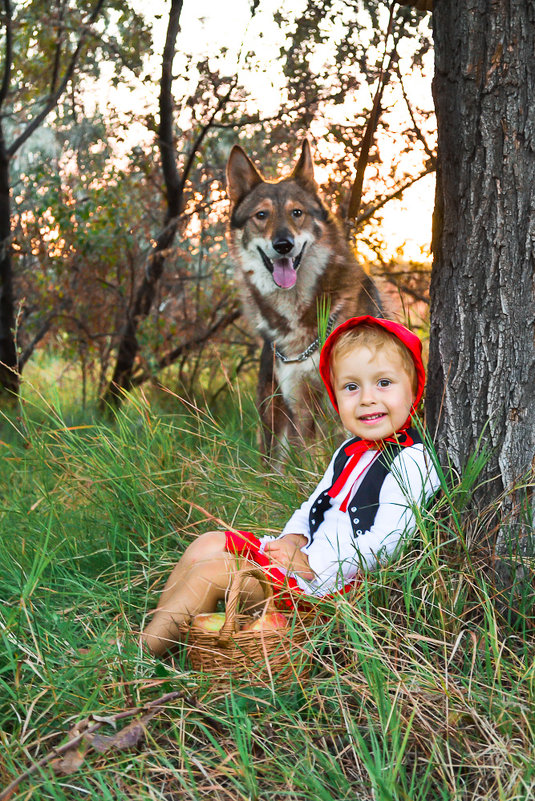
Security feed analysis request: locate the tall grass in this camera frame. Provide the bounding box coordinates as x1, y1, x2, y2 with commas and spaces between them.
1, 378, 534, 800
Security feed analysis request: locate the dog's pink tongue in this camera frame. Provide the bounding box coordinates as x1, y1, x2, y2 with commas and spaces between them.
272, 258, 297, 288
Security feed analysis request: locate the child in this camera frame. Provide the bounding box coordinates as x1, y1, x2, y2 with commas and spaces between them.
141, 316, 440, 656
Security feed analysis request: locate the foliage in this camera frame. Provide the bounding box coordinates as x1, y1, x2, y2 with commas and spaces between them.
3, 0, 150, 119
0, 379, 534, 799
5, 0, 436, 403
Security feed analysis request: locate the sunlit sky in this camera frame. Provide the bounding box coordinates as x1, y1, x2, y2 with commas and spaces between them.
122, 0, 435, 264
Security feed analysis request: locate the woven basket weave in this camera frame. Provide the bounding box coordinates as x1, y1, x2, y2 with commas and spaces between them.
180, 567, 315, 681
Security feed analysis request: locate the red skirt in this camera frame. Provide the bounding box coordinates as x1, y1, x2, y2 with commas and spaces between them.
224, 530, 359, 611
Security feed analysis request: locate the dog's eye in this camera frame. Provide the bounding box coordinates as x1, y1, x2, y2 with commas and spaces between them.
255, 210, 268, 220
291, 208, 303, 218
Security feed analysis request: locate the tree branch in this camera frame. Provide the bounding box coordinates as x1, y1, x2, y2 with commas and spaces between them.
158, 0, 183, 212
49, 1, 67, 97
7, 0, 106, 157
0, 691, 189, 801
130, 307, 241, 387
355, 162, 435, 226
396, 64, 436, 162
379, 271, 430, 304
347, 1, 397, 220
176, 81, 236, 202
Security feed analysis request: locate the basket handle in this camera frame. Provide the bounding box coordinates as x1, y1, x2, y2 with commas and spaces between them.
218, 566, 276, 645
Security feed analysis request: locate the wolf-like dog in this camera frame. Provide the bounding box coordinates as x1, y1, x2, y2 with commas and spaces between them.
226, 140, 382, 452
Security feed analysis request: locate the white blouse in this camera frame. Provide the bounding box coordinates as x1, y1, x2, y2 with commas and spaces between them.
259, 441, 440, 597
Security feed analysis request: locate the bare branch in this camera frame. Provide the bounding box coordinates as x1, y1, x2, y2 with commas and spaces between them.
130, 307, 241, 387
0, 691, 189, 801
177, 81, 236, 202
49, 1, 67, 96
355, 162, 435, 227
379, 271, 430, 304
347, 2, 397, 220
396, 64, 436, 162
158, 0, 184, 211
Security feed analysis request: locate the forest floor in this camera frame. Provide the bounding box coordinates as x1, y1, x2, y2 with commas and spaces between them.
1, 375, 534, 800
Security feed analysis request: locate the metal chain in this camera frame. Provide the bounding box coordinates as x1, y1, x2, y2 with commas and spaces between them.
272, 314, 338, 364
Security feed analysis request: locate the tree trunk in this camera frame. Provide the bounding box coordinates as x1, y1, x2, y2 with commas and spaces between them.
101, 0, 184, 407
0, 128, 18, 399
427, 1, 535, 553
0, 0, 108, 400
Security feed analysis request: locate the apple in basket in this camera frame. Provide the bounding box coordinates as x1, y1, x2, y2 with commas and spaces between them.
241, 612, 289, 632
191, 612, 226, 633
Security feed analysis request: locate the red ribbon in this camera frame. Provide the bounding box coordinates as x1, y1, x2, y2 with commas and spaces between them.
327, 429, 414, 508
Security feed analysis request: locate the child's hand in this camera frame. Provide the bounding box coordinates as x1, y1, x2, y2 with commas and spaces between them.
263, 534, 315, 580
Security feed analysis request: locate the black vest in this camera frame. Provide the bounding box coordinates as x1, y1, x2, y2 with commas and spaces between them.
308, 428, 422, 543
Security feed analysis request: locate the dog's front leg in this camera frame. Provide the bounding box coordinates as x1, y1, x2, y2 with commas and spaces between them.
256, 340, 292, 457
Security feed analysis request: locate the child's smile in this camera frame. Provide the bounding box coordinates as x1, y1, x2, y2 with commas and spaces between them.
332, 345, 416, 441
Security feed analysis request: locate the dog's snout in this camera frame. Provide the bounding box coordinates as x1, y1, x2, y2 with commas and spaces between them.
273, 237, 294, 255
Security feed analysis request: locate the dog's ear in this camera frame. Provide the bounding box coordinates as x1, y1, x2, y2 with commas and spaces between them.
226, 146, 263, 205
290, 140, 316, 188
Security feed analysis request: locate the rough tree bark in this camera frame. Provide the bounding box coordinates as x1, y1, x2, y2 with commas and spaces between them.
427, 1, 535, 554
0, 127, 17, 398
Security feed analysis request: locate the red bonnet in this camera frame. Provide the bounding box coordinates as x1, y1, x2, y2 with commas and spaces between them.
318, 315, 426, 418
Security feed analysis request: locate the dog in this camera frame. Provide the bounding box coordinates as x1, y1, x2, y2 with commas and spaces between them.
226, 140, 383, 452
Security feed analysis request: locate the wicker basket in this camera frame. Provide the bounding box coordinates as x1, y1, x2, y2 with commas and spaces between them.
180, 567, 315, 681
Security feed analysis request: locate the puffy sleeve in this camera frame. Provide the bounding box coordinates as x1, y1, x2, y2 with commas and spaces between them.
303, 444, 440, 589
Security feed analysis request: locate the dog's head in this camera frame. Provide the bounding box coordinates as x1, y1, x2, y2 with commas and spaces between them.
226, 142, 330, 290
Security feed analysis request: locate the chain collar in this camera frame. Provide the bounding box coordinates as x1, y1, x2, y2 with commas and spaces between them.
272, 313, 338, 364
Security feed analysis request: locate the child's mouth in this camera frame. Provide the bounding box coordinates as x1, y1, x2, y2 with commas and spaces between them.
359, 413, 387, 423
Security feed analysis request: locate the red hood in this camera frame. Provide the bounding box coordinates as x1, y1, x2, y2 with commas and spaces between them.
319, 315, 426, 423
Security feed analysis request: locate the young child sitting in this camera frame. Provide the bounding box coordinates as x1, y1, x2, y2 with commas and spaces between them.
141, 316, 440, 656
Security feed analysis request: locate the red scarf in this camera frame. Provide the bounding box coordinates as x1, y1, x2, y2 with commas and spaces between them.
328, 429, 414, 512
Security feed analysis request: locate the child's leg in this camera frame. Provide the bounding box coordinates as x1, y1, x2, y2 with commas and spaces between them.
141, 531, 264, 656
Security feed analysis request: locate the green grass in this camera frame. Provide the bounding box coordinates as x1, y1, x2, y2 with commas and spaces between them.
1, 378, 535, 800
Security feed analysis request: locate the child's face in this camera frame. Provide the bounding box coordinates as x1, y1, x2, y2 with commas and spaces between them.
332, 344, 416, 441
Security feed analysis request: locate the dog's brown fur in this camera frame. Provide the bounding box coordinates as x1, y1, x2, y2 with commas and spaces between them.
226, 141, 382, 452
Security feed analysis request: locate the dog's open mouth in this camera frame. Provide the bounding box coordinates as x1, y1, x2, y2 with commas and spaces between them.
257, 244, 306, 289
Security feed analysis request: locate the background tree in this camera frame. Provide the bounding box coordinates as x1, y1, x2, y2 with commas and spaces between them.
8, 1, 437, 411
93, 0, 436, 409
426, 0, 535, 559
101, 0, 241, 406
0, 0, 150, 399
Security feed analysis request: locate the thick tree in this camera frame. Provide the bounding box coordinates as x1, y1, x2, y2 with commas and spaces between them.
426, 1, 535, 554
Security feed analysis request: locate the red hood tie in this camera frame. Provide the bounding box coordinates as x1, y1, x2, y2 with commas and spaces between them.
328, 429, 414, 510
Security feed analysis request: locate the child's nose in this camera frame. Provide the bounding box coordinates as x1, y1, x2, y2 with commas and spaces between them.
360, 385, 376, 404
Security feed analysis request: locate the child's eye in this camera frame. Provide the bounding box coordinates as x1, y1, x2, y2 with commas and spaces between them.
378, 379, 392, 388
344, 382, 358, 392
